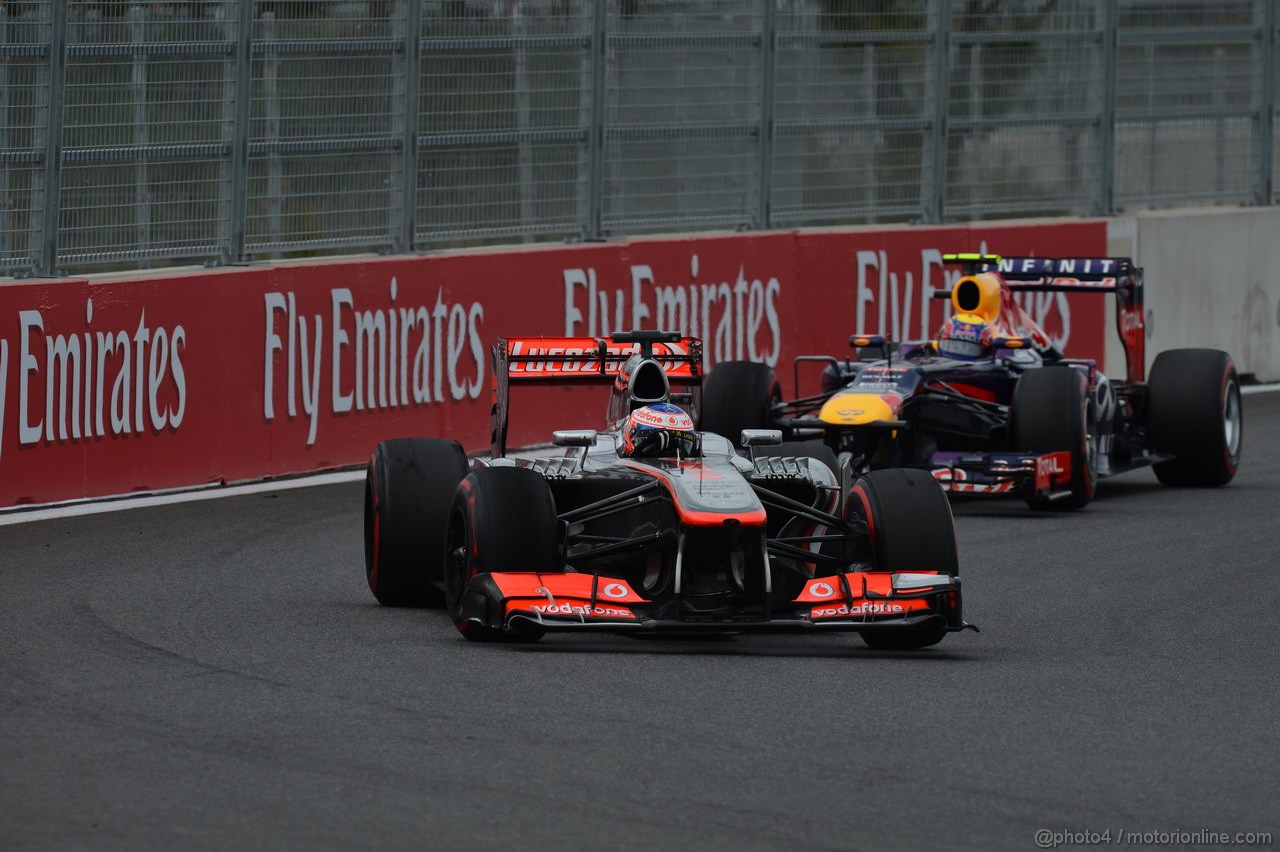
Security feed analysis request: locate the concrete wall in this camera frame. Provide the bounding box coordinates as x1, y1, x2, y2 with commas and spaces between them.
1107, 206, 1280, 382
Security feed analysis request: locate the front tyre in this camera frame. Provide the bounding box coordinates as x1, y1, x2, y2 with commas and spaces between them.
1147, 348, 1242, 487
445, 467, 560, 641
1012, 366, 1097, 510
364, 438, 468, 607
848, 469, 958, 650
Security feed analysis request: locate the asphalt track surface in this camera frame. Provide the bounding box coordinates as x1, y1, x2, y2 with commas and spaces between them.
3, 397, 1279, 852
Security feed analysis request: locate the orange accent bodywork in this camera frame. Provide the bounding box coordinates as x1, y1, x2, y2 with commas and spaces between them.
796, 572, 941, 619
617, 461, 768, 527
493, 573, 644, 621
796, 571, 940, 602
488, 572, 648, 603
506, 600, 638, 620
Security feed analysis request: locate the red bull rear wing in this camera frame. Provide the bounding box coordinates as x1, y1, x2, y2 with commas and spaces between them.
942, 253, 1146, 383
946, 253, 1134, 287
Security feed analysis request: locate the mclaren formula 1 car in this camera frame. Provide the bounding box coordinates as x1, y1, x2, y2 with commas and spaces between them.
703, 254, 1242, 510
364, 330, 974, 650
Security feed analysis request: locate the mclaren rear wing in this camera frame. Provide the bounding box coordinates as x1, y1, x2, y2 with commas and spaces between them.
490, 331, 703, 457
940, 253, 1146, 384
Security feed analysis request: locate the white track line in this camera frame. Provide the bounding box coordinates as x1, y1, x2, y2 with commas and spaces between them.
0, 469, 365, 527
4, 384, 1279, 526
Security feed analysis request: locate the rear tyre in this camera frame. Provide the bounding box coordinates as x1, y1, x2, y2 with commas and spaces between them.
1147, 348, 1242, 487
445, 467, 560, 641
848, 469, 958, 650
364, 438, 468, 607
701, 361, 781, 447
1011, 366, 1097, 510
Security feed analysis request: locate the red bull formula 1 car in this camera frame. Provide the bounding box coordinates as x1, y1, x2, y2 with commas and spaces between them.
702, 254, 1242, 510
363, 330, 975, 650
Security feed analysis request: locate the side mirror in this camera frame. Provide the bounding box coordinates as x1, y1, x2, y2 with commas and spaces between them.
740, 429, 783, 447
992, 336, 1033, 350
849, 334, 886, 349
552, 429, 598, 448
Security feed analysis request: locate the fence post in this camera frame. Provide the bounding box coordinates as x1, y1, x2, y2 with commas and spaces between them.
967, 42, 984, 213
1096, 0, 1116, 215
393, 0, 422, 253
35, 0, 68, 276
1214, 45, 1226, 196
585, 0, 607, 240
514, 5, 534, 242
922, 0, 951, 224
219, 0, 253, 265
262, 11, 282, 258
1, 6, 10, 267
863, 43, 877, 218
756, 0, 777, 230
1256, 0, 1275, 205
130, 6, 151, 257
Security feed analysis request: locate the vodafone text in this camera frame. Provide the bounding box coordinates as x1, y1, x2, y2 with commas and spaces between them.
1, 301, 187, 460
562, 255, 782, 366
264, 279, 484, 445
532, 602, 635, 618
813, 602, 906, 617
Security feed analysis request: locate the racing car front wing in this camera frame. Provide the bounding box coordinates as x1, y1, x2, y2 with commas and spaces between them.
454, 570, 977, 638
927, 450, 1074, 500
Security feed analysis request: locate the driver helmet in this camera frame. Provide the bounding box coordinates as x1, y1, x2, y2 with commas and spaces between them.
621, 402, 700, 458
937, 312, 993, 361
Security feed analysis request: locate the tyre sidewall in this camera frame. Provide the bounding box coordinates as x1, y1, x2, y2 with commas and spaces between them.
365, 437, 467, 606
1148, 349, 1241, 486
849, 468, 958, 576
445, 467, 560, 639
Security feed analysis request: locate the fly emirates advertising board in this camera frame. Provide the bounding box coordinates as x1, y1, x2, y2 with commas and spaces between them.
0, 221, 1105, 506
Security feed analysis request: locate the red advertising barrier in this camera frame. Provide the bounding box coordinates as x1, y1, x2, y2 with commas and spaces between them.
0, 220, 1105, 506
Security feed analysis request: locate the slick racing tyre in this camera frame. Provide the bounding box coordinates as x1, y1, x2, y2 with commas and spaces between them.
754, 440, 844, 589
701, 361, 781, 447
1147, 348, 1242, 487
848, 468, 958, 651
445, 467, 560, 642
1011, 366, 1097, 511
365, 438, 468, 607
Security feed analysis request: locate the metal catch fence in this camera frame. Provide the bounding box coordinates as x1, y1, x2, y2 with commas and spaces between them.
1, 0, 1275, 277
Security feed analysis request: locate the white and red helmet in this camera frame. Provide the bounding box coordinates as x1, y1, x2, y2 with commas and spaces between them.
621, 403, 699, 458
